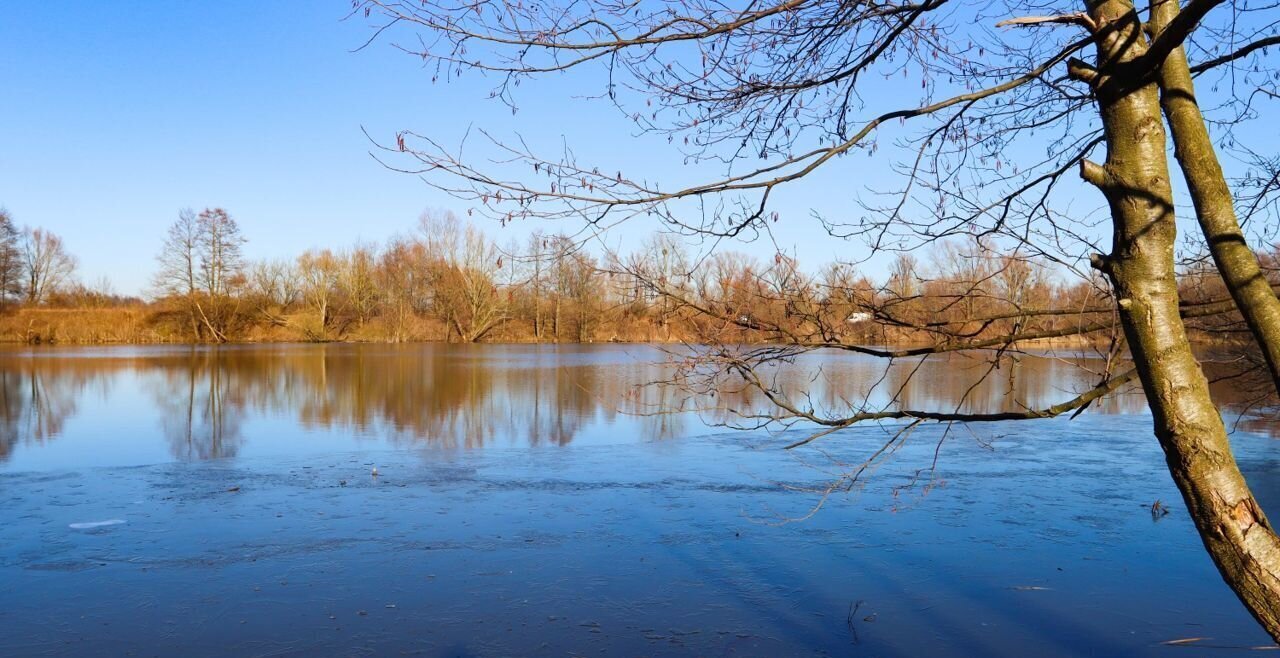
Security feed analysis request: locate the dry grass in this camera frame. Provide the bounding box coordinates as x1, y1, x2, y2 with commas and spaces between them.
0, 307, 181, 344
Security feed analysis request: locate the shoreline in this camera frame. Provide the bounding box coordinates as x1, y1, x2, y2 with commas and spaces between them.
0, 306, 1247, 349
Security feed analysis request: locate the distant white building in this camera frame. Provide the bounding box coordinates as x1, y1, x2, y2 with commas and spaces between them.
846, 312, 873, 324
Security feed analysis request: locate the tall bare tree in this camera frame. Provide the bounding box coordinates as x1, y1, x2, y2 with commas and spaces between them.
419, 211, 508, 342
21, 227, 76, 305
626, 234, 691, 339
338, 243, 382, 327
377, 237, 434, 341
155, 209, 200, 298
0, 209, 25, 304
296, 249, 344, 340
154, 207, 248, 341
194, 208, 245, 298
154, 209, 202, 336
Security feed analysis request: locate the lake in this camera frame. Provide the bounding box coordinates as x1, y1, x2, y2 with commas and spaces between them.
0, 343, 1276, 656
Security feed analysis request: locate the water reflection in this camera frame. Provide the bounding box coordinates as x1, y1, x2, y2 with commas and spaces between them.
0, 363, 87, 461
0, 344, 1269, 466
150, 351, 245, 461
808, 351, 1150, 418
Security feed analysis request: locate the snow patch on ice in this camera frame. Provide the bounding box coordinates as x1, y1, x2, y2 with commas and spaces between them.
69, 519, 126, 529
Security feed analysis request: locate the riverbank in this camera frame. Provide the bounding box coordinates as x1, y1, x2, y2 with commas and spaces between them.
0, 306, 1162, 349
0, 307, 698, 345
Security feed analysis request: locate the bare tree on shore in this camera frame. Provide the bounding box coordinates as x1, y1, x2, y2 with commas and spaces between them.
419, 211, 509, 342
21, 227, 76, 305
0, 210, 25, 304
154, 208, 247, 341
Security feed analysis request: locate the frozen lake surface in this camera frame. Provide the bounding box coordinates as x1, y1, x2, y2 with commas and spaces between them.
0, 344, 1276, 656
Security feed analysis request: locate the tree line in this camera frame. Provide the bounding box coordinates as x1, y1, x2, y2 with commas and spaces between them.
4, 204, 1271, 350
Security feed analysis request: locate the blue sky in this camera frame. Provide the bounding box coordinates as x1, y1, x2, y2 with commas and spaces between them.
1, 1, 874, 296
2, 2, 457, 295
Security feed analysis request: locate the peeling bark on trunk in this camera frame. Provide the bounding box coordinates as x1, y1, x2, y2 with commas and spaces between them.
1085, 0, 1280, 641
1151, 0, 1280, 396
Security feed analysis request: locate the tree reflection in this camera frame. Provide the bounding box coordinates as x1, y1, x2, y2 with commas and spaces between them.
151, 348, 245, 461
0, 345, 1273, 464
681, 350, 1154, 434
0, 358, 92, 462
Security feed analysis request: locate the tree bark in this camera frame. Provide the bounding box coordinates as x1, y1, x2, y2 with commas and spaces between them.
1086, 0, 1280, 641
1151, 0, 1280, 396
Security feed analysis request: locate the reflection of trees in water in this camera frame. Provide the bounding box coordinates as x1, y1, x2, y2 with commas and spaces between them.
294, 347, 681, 448
4, 345, 1274, 463
689, 350, 1153, 431
139, 345, 679, 452
1202, 357, 1280, 438
0, 359, 97, 462
150, 348, 245, 461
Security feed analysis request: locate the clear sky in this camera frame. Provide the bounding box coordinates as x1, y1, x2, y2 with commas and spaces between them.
1, 1, 878, 297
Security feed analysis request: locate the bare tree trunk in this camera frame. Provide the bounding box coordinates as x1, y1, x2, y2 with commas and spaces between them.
187, 296, 201, 342
198, 303, 227, 343
450, 315, 464, 343
1086, 0, 1280, 640
1151, 0, 1280, 396
534, 260, 543, 341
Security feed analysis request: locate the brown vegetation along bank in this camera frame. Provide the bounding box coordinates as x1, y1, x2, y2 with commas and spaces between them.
1, 210, 1271, 352
2, 207, 1272, 352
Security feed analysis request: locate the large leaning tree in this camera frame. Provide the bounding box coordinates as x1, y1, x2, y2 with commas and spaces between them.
357, 0, 1280, 639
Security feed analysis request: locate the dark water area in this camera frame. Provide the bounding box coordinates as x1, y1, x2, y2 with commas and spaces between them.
0, 344, 1277, 656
